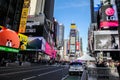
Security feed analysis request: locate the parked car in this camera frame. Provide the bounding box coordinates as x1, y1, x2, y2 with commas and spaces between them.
69, 61, 84, 75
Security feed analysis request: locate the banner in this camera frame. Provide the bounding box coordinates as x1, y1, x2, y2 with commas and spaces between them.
94, 31, 119, 51
18, 0, 30, 33
0, 28, 20, 48
99, 2, 118, 28
18, 33, 28, 50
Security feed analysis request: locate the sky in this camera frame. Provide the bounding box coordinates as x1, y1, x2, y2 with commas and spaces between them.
54, 0, 100, 52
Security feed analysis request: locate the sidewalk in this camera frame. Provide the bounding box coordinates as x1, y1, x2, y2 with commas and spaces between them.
87, 67, 119, 80
88, 70, 119, 80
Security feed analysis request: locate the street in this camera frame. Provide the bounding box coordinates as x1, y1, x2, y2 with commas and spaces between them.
62, 75, 81, 80
0, 65, 69, 80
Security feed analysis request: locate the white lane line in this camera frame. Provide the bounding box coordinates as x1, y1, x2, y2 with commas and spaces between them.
61, 75, 69, 80
0, 67, 54, 76
22, 76, 37, 80
38, 68, 63, 76
22, 68, 63, 80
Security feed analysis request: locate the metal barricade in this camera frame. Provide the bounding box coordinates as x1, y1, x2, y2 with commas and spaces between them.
81, 70, 88, 80
87, 67, 119, 80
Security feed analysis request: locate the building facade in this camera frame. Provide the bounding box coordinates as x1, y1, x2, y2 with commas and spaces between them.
68, 23, 82, 60
88, 0, 120, 61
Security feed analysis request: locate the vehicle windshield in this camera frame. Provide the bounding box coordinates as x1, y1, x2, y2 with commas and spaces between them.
69, 62, 82, 66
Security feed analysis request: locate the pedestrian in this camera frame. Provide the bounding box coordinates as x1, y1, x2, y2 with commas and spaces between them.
116, 61, 120, 78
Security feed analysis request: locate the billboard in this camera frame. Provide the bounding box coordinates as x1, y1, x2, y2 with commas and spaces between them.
94, 31, 119, 51
0, 28, 20, 48
27, 37, 46, 51
76, 42, 80, 51
70, 45, 75, 53
70, 29, 76, 37
70, 23, 76, 29
18, 33, 28, 50
99, 2, 118, 29
70, 37, 75, 45
18, 0, 30, 33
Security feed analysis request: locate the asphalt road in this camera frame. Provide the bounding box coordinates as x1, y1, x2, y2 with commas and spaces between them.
61, 73, 82, 80
0, 65, 69, 80
64, 75, 81, 80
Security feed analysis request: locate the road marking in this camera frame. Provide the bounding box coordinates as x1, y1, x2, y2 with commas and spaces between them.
61, 74, 69, 80
38, 68, 63, 76
22, 68, 63, 80
0, 67, 54, 76
22, 76, 37, 80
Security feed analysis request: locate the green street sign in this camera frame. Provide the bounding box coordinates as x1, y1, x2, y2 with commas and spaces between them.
0, 46, 19, 53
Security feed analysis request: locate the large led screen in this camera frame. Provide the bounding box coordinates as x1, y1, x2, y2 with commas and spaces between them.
70, 45, 75, 53
0, 28, 20, 48
70, 29, 76, 37
94, 31, 119, 51
27, 37, 46, 51
99, 2, 118, 28
70, 37, 75, 45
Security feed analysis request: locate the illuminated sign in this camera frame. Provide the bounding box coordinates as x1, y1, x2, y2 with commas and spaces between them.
0, 28, 20, 48
18, 0, 30, 33
105, 8, 114, 16
18, 33, 28, 50
70, 45, 75, 53
94, 31, 120, 51
76, 42, 80, 51
70, 29, 76, 37
99, 3, 118, 28
70, 37, 75, 44
0, 46, 19, 53
70, 24, 76, 29
27, 37, 46, 51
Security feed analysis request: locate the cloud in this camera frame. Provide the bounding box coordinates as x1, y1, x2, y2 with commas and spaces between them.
55, 1, 89, 10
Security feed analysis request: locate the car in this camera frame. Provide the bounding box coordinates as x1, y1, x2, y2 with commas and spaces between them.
68, 61, 84, 75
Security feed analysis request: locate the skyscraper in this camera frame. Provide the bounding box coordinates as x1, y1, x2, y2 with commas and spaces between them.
69, 23, 82, 59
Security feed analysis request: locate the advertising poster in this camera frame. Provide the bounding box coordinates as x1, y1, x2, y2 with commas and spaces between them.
0, 28, 20, 48
70, 37, 75, 45
94, 31, 119, 51
27, 37, 46, 51
19, 0, 30, 33
99, 0, 118, 28
18, 33, 28, 50
70, 24, 76, 29
76, 42, 80, 51
70, 29, 76, 37
70, 45, 75, 53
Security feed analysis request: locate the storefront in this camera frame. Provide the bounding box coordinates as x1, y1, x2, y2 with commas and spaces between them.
0, 27, 20, 66
0, 46, 19, 65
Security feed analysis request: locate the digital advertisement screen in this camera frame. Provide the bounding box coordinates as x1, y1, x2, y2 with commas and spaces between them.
27, 37, 46, 51
94, 31, 119, 51
99, 3, 118, 28
76, 42, 80, 51
70, 29, 76, 37
70, 37, 75, 45
18, 33, 28, 50
0, 28, 20, 49
70, 45, 75, 53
